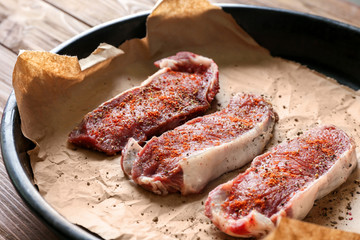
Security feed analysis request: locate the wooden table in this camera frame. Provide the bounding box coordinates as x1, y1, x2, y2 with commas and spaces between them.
0, 0, 359, 239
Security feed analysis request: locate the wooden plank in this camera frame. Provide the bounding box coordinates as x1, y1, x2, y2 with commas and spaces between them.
0, 45, 16, 116
44, 0, 158, 27
0, 1, 85, 239
0, 0, 90, 53
43, 0, 360, 28
0, 158, 59, 240
0, 45, 58, 240
212, 0, 360, 28
0, 0, 358, 57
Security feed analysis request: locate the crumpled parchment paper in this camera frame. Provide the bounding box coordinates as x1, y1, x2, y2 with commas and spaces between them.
264, 217, 360, 240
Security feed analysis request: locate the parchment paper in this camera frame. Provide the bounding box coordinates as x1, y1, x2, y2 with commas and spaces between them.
12, 0, 360, 239
264, 217, 360, 240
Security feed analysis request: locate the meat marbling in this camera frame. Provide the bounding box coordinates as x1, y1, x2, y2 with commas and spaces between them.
68, 52, 219, 155
121, 93, 277, 195
205, 125, 357, 238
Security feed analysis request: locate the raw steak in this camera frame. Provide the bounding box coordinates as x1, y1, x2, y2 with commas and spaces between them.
121, 93, 277, 195
68, 52, 219, 155
205, 125, 357, 238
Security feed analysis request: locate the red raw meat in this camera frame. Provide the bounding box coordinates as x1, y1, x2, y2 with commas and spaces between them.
68, 52, 219, 155
205, 125, 357, 238
121, 93, 276, 195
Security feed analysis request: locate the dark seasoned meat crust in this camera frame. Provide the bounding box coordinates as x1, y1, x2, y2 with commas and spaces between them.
205, 125, 357, 238
68, 52, 219, 155
121, 93, 276, 195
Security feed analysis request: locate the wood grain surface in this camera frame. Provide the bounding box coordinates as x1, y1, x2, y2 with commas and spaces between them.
0, 0, 359, 239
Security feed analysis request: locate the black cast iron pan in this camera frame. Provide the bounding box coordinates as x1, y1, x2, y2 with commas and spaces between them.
2, 4, 360, 239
